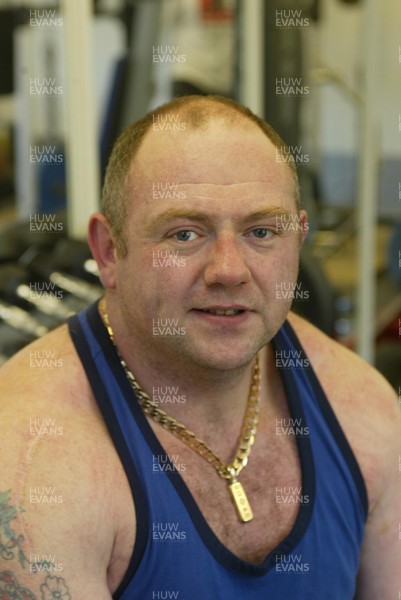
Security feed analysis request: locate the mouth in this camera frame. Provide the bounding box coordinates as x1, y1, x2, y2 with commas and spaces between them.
191, 305, 252, 320
195, 308, 246, 316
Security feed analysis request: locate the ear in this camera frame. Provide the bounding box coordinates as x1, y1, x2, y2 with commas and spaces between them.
88, 212, 117, 289
299, 210, 309, 243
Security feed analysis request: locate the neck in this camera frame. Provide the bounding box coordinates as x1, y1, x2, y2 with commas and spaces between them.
99, 297, 267, 430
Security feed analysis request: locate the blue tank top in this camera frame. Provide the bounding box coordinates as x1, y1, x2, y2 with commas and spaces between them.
68, 303, 368, 600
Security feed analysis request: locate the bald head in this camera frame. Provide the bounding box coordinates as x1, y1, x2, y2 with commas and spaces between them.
101, 95, 300, 257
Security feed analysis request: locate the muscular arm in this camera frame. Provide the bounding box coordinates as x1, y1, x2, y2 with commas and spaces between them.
288, 312, 401, 598
0, 489, 74, 600
0, 418, 114, 600
355, 391, 401, 599
0, 332, 126, 599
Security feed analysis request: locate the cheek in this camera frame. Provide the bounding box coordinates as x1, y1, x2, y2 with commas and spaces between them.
254, 243, 300, 309
259, 241, 300, 281
116, 250, 192, 309
151, 268, 198, 313
272, 244, 301, 307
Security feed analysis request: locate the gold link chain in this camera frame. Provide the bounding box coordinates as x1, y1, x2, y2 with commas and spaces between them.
98, 297, 261, 521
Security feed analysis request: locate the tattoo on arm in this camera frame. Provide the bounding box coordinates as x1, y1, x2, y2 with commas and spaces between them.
40, 575, 71, 600
0, 571, 71, 600
0, 570, 36, 599
0, 490, 29, 569
0, 492, 71, 599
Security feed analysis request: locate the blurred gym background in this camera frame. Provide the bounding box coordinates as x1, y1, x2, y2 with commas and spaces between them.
0, 0, 400, 393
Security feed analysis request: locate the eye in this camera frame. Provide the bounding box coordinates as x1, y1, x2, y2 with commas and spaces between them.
249, 228, 274, 239
172, 230, 199, 242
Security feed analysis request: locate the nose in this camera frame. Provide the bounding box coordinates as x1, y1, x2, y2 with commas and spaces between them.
203, 234, 251, 288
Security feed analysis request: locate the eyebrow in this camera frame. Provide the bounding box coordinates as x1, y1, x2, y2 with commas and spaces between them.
146, 207, 293, 233
241, 208, 293, 225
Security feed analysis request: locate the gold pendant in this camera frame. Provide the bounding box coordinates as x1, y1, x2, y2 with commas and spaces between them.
229, 481, 253, 523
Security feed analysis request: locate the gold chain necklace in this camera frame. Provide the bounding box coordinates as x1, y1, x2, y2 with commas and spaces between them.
98, 297, 261, 523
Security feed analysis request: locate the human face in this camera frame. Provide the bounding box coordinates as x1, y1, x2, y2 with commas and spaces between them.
113, 119, 306, 372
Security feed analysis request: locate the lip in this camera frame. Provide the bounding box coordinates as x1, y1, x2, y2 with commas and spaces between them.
190, 305, 253, 324
194, 305, 250, 312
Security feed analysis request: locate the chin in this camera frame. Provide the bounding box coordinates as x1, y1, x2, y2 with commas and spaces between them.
182, 339, 266, 373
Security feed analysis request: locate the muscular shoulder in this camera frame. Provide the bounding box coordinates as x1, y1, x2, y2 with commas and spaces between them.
0, 326, 117, 482
0, 325, 91, 409
287, 312, 401, 510
287, 311, 398, 412
0, 325, 125, 506
0, 323, 119, 510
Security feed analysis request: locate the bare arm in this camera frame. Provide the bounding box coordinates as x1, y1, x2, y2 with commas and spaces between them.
0, 489, 76, 600
288, 312, 401, 597
0, 421, 115, 599
0, 334, 125, 599
356, 392, 401, 599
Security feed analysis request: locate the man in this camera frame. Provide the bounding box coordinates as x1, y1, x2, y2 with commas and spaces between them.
0, 95, 400, 599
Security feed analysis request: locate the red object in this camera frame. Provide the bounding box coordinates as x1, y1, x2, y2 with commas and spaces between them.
200, 0, 234, 21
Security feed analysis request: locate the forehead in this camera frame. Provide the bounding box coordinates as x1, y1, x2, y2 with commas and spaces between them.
129, 118, 295, 195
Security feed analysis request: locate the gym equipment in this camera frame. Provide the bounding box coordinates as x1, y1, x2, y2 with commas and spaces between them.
0, 230, 102, 360
0, 298, 48, 338
0, 299, 51, 361
0, 216, 66, 264
292, 246, 336, 336
0, 234, 102, 359
0, 263, 74, 322
263, 0, 304, 148
50, 238, 100, 283
19, 246, 102, 305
